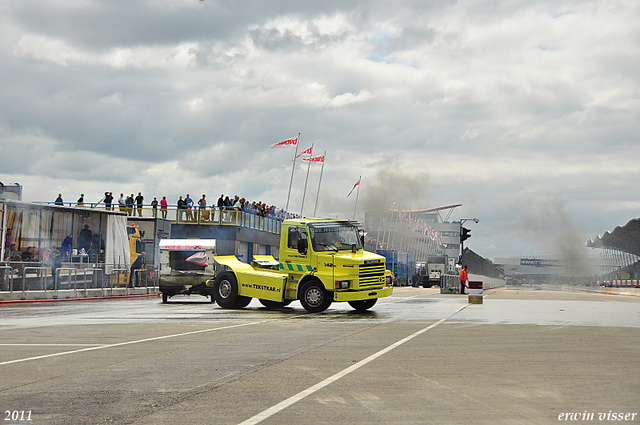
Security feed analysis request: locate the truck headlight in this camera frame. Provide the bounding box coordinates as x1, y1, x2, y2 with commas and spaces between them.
334, 281, 350, 289
386, 276, 392, 285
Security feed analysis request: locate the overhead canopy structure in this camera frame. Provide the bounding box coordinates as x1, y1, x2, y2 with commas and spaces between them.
392, 204, 463, 222
587, 218, 640, 257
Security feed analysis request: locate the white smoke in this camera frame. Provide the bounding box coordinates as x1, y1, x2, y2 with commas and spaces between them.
516, 192, 595, 276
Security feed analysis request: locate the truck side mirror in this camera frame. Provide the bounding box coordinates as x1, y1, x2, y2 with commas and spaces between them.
297, 238, 307, 255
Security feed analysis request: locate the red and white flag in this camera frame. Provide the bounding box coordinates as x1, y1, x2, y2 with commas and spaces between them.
271, 137, 298, 148
347, 178, 360, 197
302, 154, 325, 163
291, 146, 312, 161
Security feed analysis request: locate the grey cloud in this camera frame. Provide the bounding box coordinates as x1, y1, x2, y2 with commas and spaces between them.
250, 26, 349, 52
370, 26, 438, 59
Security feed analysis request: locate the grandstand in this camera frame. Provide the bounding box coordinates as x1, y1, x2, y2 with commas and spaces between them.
587, 218, 640, 282
494, 218, 640, 286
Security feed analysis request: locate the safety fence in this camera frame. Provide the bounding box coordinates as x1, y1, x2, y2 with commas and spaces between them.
461, 247, 502, 279
38, 202, 284, 234
602, 279, 640, 288
0, 261, 158, 298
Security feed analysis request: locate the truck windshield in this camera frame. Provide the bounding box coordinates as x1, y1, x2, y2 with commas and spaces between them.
309, 223, 362, 251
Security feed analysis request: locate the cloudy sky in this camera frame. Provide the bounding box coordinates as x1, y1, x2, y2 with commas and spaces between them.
1, 0, 638, 260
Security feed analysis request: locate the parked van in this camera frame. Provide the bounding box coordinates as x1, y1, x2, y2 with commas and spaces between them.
159, 239, 216, 303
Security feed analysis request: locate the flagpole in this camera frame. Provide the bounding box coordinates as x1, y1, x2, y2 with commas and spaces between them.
312, 151, 326, 217
285, 133, 300, 214
300, 144, 314, 217
352, 175, 361, 220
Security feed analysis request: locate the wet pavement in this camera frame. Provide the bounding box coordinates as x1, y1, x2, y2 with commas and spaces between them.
1, 286, 639, 424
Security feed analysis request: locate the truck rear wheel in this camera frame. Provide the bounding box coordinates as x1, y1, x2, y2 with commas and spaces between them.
348, 299, 377, 311
299, 280, 332, 313
214, 272, 240, 309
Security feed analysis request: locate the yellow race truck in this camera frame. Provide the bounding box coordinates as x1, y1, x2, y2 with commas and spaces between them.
115, 224, 145, 286
210, 218, 393, 313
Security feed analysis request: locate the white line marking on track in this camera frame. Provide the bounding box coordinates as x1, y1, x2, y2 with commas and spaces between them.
237, 304, 469, 425
0, 320, 271, 366
0, 343, 101, 347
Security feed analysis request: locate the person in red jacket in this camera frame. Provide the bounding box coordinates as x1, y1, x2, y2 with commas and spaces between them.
160, 196, 168, 219
459, 265, 469, 294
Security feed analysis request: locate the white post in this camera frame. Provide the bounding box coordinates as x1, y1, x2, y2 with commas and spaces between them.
352, 175, 361, 220
300, 144, 314, 217
313, 151, 326, 217
285, 133, 300, 214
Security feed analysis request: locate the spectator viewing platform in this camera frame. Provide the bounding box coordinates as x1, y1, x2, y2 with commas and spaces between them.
36, 200, 285, 235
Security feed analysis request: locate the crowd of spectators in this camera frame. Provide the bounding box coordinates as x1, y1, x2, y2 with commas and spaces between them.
175, 193, 301, 221
53, 191, 302, 221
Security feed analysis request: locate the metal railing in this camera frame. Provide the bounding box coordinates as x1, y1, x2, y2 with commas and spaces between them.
0, 261, 159, 300
104, 268, 128, 296
0, 265, 14, 292
22, 266, 48, 292
36, 202, 285, 234
86, 268, 103, 289
55, 267, 78, 297
81, 268, 103, 296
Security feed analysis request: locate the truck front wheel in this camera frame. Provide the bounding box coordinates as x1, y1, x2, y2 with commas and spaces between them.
348, 299, 377, 311
233, 296, 252, 309
299, 280, 332, 313
214, 272, 240, 309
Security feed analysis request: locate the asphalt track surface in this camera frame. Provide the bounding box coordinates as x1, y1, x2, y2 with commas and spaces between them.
1, 286, 639, 425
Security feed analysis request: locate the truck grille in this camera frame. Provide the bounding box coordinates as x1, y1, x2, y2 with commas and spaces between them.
359, 263, 386, 287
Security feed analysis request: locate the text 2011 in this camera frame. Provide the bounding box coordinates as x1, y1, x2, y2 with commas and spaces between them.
4, 411, 32, 421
